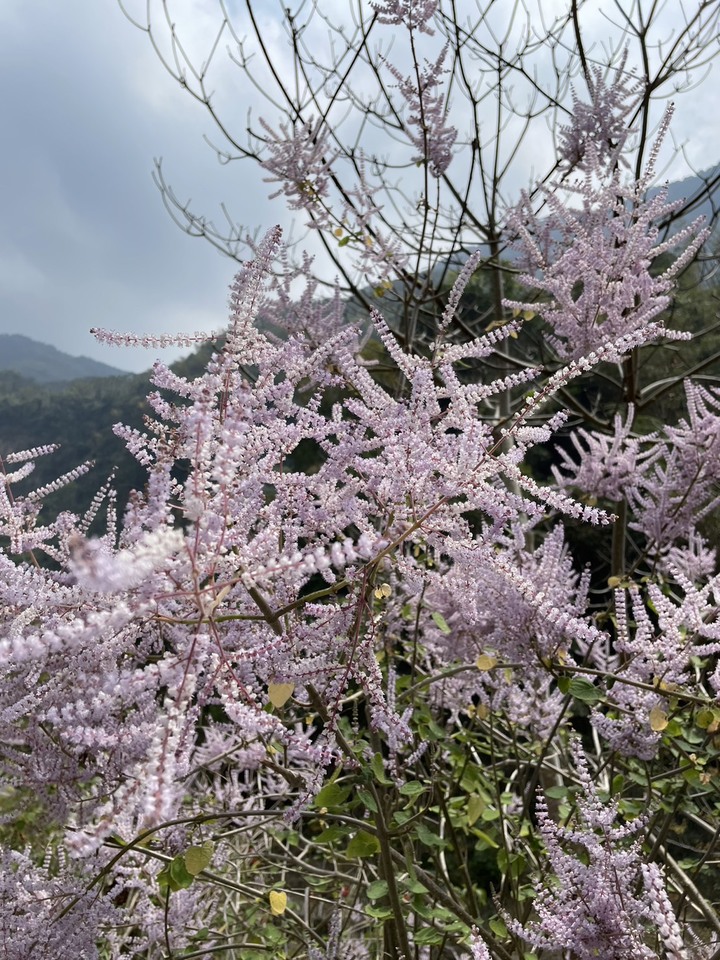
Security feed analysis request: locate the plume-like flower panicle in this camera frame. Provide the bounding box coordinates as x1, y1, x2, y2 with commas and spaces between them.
0, 228, 625, 850
90, 328, 218, 349
260, 118, 338, 210
558, 47, 641, 171
555, 382, 720, 566
0, 849, 115, 959
469, 928, 493, 960
511, 743, 688, 959
384, 44, 457, 176
506, 106, 709, 361
4, 443, 60, 463
371, 0, 438, 34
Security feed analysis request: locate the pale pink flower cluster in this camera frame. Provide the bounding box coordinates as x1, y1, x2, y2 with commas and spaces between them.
506, 107, 708, 362
511, 744, 688, 959
384, 44, 457, 176
371, 0, 438, 34
555, 384, 720, 569
260, 117, 338, 210
558, 48, 641, 171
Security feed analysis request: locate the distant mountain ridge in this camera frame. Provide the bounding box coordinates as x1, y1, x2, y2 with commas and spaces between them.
0, 334, 129, 383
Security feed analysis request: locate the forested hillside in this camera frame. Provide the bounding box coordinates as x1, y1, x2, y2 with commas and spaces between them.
0, 344, 216, 525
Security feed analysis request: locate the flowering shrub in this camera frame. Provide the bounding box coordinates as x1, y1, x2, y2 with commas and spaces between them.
2, 1, 720, 957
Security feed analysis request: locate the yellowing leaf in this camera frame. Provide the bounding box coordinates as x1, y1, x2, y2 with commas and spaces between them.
184, 840, 214, 876
649, 705, 669, 732
269, 890, 287, 915
476, 654, 497, 672
268, 683, 295, 708
467, 794, 484, 826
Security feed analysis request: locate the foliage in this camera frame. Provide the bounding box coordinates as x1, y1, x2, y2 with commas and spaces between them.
2, 1, 720, 958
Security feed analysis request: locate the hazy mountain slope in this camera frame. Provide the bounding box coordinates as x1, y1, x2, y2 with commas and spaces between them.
0, 334, 129, 382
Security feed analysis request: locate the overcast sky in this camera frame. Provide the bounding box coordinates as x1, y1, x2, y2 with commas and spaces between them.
1, 1, 719, 374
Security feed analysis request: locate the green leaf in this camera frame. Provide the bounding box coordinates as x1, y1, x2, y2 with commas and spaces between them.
184, 840, 214, 876
392, 809, 412, 826
696, 707, 719, 729
489, 918, 508, 938
170, 855, 194, 889
346, 831, 380, 858
664, 718, 683, 737
402, 878, 428, 894
399, 780, 426, 797
365, 905, 394, 919
159, 854, 195, 894
431, 611, 451, 634
315, 783, 350, 808
413, 928, 445, 945
415, 823, 448, 848
370, 753, 393, 785
543, 785, 568, 800
367, 880, 389, 900
356, 788, 378, 812
557, 676, 570, 694
472, 829, 499, 849
315, 825, 346, 844
338, 235, 351, 247
568, 678, 601, 702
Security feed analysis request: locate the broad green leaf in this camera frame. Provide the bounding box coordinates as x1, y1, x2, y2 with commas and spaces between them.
356, 788, 378, 812
170, 856, 194, 889
431, 611, 451, 634
370, 753, 393, 785
696, 706, 720, 731
568, 678, 601, 703
315, 783, 350, 808
415, 823, 448, 848
365, 905, 394, 919
489, 918, 508, 938
346, 831, 380, 858
413, 928, 445, 945
402, 878, 428, 894
315, 825, 346, 844
158, 854, 195, 894
610, 774, 624, 795
544, 786, 568, 800
399, 780, 426, 797
367, 880, 389, 900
